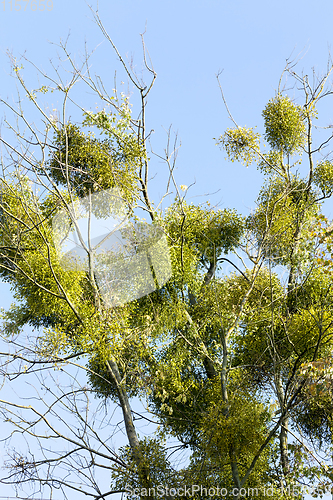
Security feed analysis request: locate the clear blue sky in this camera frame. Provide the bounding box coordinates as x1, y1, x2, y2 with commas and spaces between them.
1, 0, 333, 498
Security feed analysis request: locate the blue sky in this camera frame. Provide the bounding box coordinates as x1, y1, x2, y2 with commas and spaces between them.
1, 0, 333, 498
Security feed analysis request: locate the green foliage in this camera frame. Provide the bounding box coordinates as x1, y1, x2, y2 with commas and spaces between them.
204, 385, 269, 455
47, 113, 143, 205
165, 200, 244, 272
262, 94, 306, 155
217, 126, 260, 167
257, 150, 295, 179
87, 314, 152, 399
247, 175, 318, 265
293, 383, 333, 447
111, 437, 182, 497
82, 94, 133, 139
313, 160, 333, 196
195, 384, 271, 476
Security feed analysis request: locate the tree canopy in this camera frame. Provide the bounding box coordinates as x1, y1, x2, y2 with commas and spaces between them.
1, 13, 333, 500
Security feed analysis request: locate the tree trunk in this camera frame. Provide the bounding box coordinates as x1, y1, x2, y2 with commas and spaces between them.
221, 338, 241, 496
276, 373, 289, 479
280, 416, 289, 477
106, 358, 152, 493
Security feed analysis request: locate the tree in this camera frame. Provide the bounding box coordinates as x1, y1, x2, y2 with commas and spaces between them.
2, 9, 333, 500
